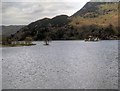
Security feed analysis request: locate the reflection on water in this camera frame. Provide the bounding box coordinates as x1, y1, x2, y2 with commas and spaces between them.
2, 40, 118, 89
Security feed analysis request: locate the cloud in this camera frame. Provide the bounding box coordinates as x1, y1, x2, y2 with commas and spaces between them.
2, 1, 89, 25
2, 0, 90, 2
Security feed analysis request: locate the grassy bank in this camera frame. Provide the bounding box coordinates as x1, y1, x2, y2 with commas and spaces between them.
1, 44, 36, 47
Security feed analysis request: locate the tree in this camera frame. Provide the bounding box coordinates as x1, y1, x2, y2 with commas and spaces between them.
25, 37, 33, 44
44, 32, 51, 45
2, 37, 13, 45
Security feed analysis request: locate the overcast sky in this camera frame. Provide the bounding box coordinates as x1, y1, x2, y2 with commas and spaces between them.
1, 0, 91, 25
1, 0, 119, 25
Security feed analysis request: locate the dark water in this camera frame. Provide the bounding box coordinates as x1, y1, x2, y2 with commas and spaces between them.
2, 40, 118, 89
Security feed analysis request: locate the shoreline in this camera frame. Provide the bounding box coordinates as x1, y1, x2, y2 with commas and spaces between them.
0, 40, 119, 47
1, 44, 36, 47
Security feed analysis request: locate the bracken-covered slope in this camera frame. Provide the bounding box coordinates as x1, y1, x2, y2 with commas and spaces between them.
70, 2, 118, 27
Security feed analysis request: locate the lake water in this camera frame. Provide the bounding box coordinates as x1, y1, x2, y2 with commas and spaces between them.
2, 40, 118, 89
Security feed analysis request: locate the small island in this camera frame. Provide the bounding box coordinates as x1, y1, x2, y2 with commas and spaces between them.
2, 37, 36, 47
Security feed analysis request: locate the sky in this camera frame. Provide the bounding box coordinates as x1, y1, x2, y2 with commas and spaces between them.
1, 0, 119, 25
1, 0, 90, 25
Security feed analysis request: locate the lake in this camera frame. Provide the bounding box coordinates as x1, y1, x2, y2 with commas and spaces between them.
2, 40, 118, 89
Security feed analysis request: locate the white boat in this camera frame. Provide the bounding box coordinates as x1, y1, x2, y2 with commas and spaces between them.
85, 36, 99, 42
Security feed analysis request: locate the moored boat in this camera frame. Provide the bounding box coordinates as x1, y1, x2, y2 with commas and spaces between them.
84, 36, 100, 42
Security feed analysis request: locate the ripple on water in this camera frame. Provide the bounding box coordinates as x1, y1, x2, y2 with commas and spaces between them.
2, 41, 118, 89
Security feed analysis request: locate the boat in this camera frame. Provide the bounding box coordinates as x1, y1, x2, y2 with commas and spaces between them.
84, 36, 99, 42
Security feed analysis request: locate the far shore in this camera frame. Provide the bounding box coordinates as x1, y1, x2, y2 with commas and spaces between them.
0, 44, 36, 47
0, 39, 119, 48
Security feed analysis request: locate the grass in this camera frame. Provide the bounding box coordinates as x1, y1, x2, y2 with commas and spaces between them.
98, 3, 118, 11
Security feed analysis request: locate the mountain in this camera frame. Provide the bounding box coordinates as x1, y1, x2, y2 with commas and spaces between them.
10, 15, 69, 40
7, 2, 119, 41
70, 2, 118, 27
1, 25, 25, 37
28, 15, 69, 28
69, 2, 119, 39
72, 2, 105, 17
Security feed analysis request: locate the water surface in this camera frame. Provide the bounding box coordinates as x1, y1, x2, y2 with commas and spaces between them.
2, 40, 118, 89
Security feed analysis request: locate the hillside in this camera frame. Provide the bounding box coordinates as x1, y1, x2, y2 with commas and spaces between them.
1, 25, 25, 37
6, 2, 119, 42
70, 2, 118, 27
69, 2, 119, 39
10, 15, 69, 40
